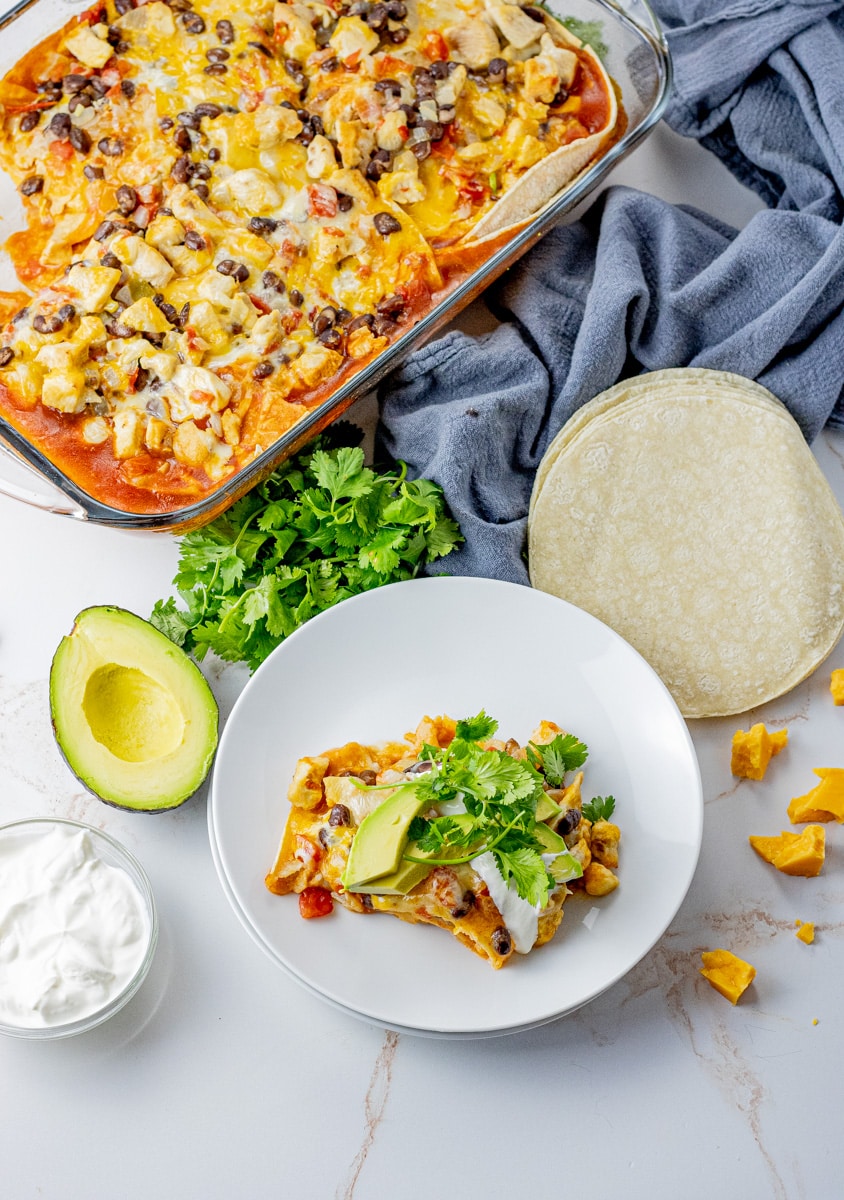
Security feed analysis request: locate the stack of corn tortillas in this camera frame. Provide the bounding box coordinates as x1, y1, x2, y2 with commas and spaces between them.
528, 369, 844, 718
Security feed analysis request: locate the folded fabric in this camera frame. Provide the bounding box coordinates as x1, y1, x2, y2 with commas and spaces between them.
377, 0, 844, 584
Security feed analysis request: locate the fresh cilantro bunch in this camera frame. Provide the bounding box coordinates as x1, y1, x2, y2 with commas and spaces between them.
151, 426, 462, 671
402, 711, 589, 909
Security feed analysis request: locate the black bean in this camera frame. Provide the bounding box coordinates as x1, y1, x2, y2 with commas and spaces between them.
177, 110, 200, 129
105, 319, 134, 338
249, 216, 278, 234
487, 57, 508, 84
555, 808, 582, 837
252, 360, 274, 379
48, 112, 71, 140
386, 0, 407, 16
523, 5, 545, 20
313, 306, 336, 335
88, 78, 109, 97
177, 302, 190, 328
68, 94, 92, 113
207, 147, 221, 161
173, 126, 192, 150
373, 211, 401, 236
328, 804, 351, 827
359, 894, 374, 911
403, 757, 432, 774
12, 307, 29, 323
450, 890, 475, 919
69, 126, 91, 154
388, 25, 409, 43
336, 191, 353, 213
120, 79, 136, 99
114, 39, 130, 54
262, 270, 285, 294
204, 63, 228, 76
491, 927, 512, 956
114, 0, 131, 13
194, 102, 222, 119
399, 103, 420, 128
248, 40, 272, 57
159, 115, 174, 131
288, 287, 303, 307
365, 150, 391, 181
101, 251, 121, 269
317, 827, 331, 848
171, 155, 193, 183
358, 769, 378, 786
98, 137, 124, 156
93, 218, 118, 241
84, 164, 105, 181
374, 77, 402, 95
35, 80, 62, 95
423, 119, 444, 141
234, 263, 250, 282
366, 2, 388, 31
183, 229, 204, 251
335, 307, 352, 324
182, 11, 205, 33
438, 105, 456, 124
0, 347, 15, 367
346, 313, 374, 333
296, 119, 315, 146
192, 162, 212, 180
410, 138, 431, 161
429, 59, 451, 80
20, 175, 44, 196
57, 303, 76, 324
191, 182, 209, 200
320, 56, 338, 72
205, 47, 230, 63
216, 259, 237, 275
63, 74, 89, 94
19, 110, 40, 132
372, 314, 396, 338
215, 18, 234, 43
319, 327, 342, 348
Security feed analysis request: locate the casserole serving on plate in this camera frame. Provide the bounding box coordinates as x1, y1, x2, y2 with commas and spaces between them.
0, 0, 670, 527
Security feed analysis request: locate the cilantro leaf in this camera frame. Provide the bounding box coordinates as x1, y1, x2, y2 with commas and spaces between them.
582, 795, 616, 823
495, 847, 552, 909
455, 710, 498, 743
527, 733, 589, 785
151, 428, 462, 671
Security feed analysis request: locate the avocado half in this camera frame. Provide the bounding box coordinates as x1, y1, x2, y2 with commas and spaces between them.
49, 606, 219, 812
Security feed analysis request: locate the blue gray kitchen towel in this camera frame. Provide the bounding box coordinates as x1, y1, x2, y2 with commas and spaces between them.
376, 0, 844, 584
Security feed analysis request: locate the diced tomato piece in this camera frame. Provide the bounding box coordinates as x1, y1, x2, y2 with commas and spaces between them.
48, 139, 74, 162
308, 183, 338, 218
299, 887, 334, 919
420, 31, 449, 61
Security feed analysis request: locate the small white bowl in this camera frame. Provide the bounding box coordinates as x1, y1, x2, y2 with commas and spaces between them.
0, 818, 158, 1040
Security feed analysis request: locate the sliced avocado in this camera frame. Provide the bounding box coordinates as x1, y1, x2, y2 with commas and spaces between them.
532, 821, 567, 854
549, 849, 584, 884
536, 792, 562, 822
49, 606, 218, 812
354, 856, 433, 896
343, 782, 430, 889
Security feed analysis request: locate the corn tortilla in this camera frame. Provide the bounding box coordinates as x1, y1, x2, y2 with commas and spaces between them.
527, 369, 844, 717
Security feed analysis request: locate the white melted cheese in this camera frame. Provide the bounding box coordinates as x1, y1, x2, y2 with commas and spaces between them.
470, 851, 540, 954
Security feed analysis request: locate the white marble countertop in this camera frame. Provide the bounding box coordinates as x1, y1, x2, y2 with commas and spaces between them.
2, 123, 843, 1200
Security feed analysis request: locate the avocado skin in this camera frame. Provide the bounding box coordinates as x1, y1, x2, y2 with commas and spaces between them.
50, 605, 219, 813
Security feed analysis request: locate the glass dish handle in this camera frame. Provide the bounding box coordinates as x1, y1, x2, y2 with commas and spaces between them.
0, 440, 87, 519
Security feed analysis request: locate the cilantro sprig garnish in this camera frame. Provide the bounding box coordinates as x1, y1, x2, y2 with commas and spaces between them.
582, 795, 616, 823
526, 733, 588, 786
150, 426, 461, 671
397, 711, 590, 908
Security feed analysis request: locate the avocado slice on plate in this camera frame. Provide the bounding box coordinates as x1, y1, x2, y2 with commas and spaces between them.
49, 606, 218, 812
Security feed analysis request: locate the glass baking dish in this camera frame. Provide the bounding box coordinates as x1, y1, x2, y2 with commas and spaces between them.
0, 0, 671, 529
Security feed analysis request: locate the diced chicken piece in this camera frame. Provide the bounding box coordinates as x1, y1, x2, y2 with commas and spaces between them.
253, 103, 302, 147
35, 342, 81, 371
112, 234, 175, 289
168, 184, 227, 235
288, 755, 331, 809
64, 24, 113, 70
186, 300, 227, 350
221, 408, 241, 445
65, 264, 122, 313
120, 297, 172, 335
116, 1, 176, 37
376, 108, 409, 152
215, 168, 282, 213
139, 348, 178, 381
75, 315, 108, 350
485, 1, 544, 49
346, 325, 388, 359
539, 33, 578, 89
377, 151, 426, 205
251, 310, 283, 355
144, 417, 172, 453
330, 15, 380, 61
311, 225, 365, 266
445, 17, 501, 70
41, 368, 87, 414
306, 134, 337, 180
165, 363, 232, 421
82, 416, 109, 445
436, 64, 467, 107
290, 342, 343, 388
112, 409, 145, 458
471, 94, 507, 133
590, 820, 620, 869
274, 1, 318, 60
172, 419, 216, 467
335, 119, 365, 169
145, 214, 187, 255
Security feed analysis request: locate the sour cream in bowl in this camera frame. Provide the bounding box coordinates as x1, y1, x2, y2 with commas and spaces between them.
0, 818, 157, 1039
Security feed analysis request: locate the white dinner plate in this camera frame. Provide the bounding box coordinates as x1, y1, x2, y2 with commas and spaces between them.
208, 576, 703, 1037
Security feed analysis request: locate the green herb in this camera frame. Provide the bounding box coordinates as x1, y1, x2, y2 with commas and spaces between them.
560, 16, 609, 60
526, 732, 589, 786
399, 710, 591, 907
151, 426, 462, 671
533, 4, 609, 60
582, 795, 616, 823
489, 171, 499, 194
